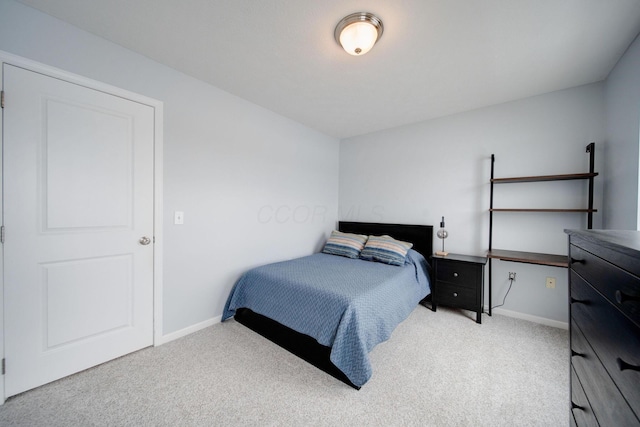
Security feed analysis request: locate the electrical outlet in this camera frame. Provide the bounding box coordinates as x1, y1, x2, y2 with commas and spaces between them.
546, 277, 556, 289
508, 272, 516, 280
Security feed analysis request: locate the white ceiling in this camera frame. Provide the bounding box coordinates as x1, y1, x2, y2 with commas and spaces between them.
16, 0, 640, 139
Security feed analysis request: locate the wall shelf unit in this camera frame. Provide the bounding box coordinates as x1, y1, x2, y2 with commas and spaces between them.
487, 143, 597, 315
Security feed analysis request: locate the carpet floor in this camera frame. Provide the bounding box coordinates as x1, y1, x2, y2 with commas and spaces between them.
0, 306, 568, 426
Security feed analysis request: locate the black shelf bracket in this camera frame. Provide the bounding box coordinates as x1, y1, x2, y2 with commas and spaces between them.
487, 143, 596, 316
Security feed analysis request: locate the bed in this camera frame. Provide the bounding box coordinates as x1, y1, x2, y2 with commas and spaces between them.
222, 221, 433, 389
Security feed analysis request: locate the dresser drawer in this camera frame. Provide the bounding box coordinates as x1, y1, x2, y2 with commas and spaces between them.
569, 232, 640, 278
570, 366, 598, 427
570, 244, 640, 327
435, 260, 481, 289
436, 283, 476, 310
570, 318, 637, 426
571, 273, 640, 420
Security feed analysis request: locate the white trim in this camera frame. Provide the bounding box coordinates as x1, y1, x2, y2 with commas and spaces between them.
0, 60, 4, 406
152, 101, 164, 345
0, 50, 164, 403
487, 306, 568, 330
155, 316, 222, 346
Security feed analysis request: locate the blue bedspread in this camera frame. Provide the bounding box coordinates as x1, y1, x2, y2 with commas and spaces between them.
222, 249, 431, 387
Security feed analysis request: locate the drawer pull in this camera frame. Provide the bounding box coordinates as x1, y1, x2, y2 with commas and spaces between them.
571, 402, 583, 411
615, 290, 640, 305
617, 357, 640, 372
570, 297, 590, 305
453, 272, 459, 277
570, 258, 584, 265
453, 292, 458, 297
571, 349, 584, 358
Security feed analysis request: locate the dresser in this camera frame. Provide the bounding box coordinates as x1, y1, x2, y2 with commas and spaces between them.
566, 229, 640, 427
432, 253, 486, 323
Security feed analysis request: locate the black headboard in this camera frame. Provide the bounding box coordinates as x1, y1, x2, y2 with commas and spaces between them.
338, 221, 433, 261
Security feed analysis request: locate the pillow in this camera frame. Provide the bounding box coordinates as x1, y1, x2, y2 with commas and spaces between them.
322, 230, 368, 259
360, 235, 413, 266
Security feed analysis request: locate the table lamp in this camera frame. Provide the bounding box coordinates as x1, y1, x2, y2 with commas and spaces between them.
436, 216, 449, 256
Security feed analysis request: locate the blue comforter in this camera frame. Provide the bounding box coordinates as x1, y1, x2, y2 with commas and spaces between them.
222, 249, 431, 387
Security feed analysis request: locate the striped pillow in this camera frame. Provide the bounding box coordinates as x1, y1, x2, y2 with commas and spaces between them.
322, 230, 368, 259
360, 235, 413, 266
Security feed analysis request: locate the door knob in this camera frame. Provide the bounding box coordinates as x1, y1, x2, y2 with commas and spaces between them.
139, 236, 151, 245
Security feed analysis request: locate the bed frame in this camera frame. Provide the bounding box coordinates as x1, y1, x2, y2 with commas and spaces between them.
234, 221, 434, 389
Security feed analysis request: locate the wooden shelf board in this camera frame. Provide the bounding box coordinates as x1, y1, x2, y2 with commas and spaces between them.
487, 249, 568, 268
491, 208, 598, 213
492, 172, 598, 184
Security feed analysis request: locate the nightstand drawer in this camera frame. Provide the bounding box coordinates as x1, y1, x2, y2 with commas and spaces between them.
570, 244, 640, 327
433, 254, 486, 323
435, 260, 481, 289
436, 284, 476, 310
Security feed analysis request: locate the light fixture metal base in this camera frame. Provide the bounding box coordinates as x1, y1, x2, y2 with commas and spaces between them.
334, 12, 384, 55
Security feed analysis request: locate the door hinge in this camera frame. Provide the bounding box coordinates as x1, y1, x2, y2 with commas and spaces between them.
0, 225, 4, 244
1, 90, 4, 109
2, 358, 5, 375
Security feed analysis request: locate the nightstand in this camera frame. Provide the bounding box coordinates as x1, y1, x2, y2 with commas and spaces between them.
432, 253, 487, 323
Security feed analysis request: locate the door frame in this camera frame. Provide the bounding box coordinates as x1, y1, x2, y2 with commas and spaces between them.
0, 50, 164, 404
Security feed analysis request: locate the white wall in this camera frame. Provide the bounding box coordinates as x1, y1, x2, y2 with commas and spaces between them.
0, 0, 340, 336
603, 33, 640, 230
340, 84, 605, 324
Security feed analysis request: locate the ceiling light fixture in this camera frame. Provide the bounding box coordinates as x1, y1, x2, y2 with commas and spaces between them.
334, 12, 384, 56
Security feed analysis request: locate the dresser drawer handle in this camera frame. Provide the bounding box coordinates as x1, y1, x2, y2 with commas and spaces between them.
617, 357, 640, 372
571, 349, 584, 358
570, 297, 590, 305
453, 272, 459, 277
615, 290, 640, 305
571, 402, 583, 411
453, 292, 458, 297
570, 258, 584, 265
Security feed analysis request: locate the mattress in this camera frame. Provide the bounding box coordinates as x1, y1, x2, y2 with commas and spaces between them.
222, 249, 430, 386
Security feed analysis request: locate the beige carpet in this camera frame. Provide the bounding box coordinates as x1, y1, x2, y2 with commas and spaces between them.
0, 306, 568, 426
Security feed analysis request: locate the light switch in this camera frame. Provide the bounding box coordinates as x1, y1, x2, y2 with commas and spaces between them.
174, 211, 184, 225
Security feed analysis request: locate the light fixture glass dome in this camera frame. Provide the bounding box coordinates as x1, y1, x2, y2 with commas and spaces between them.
335, 12, 384, 56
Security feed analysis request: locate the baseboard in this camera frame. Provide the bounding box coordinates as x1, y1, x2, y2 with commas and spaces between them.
486, 307, 568, 330
154, 307, 568, 345
155, 315, 222, 345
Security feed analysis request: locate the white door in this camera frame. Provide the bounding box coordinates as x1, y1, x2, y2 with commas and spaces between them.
3, 64, 154, 397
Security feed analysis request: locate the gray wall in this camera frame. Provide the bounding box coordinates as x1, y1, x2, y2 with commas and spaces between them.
340, 84, 606, 324
2, 0, 638, 331
603, 34, 640, 230
0, 0, 340, 337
